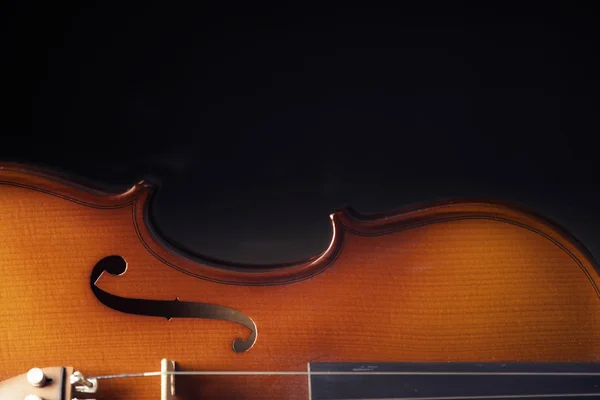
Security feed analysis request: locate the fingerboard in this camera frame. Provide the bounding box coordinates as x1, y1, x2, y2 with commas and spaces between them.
308, 362, 600, 400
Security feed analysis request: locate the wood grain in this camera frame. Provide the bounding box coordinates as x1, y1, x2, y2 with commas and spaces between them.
1, 162, 600, 399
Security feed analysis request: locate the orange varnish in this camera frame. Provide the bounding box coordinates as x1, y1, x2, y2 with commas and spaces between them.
1, 163, 599, 399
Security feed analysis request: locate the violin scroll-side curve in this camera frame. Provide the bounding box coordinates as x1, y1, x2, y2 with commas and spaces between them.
90, 256, 258, 352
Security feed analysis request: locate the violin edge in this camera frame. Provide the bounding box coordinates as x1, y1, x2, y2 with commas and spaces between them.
0, 161, 155, 206
1, 161, 598, 287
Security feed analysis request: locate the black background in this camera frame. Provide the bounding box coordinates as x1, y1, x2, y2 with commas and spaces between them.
2, 2, 599, 265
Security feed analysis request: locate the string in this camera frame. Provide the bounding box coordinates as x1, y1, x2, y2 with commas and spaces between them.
91, 370, 600, 379
86, 370, 600, 400
328, 395, 600, 400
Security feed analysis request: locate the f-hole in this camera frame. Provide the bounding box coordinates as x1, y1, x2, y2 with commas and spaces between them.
90, 255, 257, 352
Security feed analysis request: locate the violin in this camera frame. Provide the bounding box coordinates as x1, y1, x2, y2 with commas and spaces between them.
1, 162, 600, 400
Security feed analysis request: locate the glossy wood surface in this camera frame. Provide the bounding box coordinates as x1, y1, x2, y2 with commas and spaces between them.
1, 163, 600, 399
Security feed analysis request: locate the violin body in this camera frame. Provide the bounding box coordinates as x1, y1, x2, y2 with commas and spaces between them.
1, 163, 600, 399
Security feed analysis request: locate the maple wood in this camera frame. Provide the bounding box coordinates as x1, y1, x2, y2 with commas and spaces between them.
1, 162, 600, 399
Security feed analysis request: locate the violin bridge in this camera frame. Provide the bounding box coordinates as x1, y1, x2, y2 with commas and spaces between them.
161, 359, 176, 400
